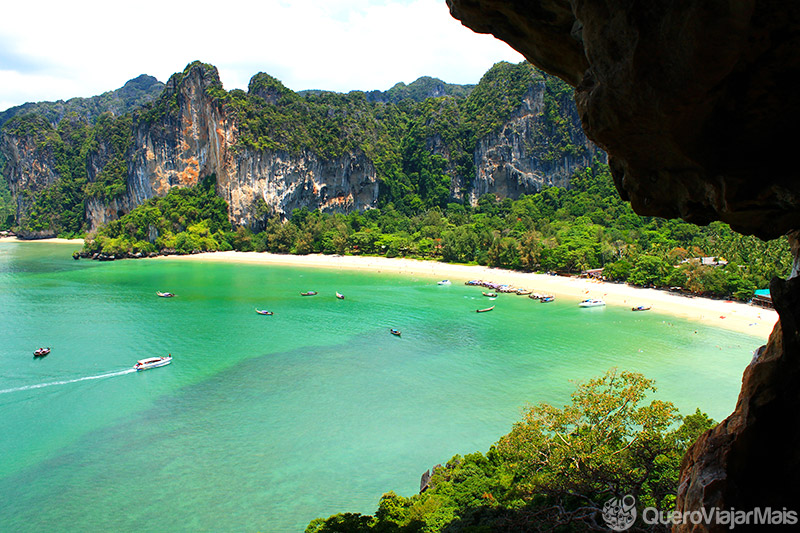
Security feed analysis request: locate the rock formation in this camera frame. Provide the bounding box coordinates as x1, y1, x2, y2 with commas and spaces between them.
447, 0, 800, 528
2, 61, 600, 234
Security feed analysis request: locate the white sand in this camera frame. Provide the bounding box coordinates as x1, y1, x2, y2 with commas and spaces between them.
157, 251, 779, 340
0, 236, 84, 244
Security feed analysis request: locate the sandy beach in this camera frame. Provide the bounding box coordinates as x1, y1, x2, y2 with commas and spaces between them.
0, 236, 85, 245
157, 251, 779, 340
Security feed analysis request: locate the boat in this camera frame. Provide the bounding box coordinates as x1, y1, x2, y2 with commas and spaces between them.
476, 305, 495, 313
541, 296, 555, 303
133, 355, 172, 370
157, 291, 175, 298
515, 289, 532, 295
390, 328, 401, 337
336, 292, 345, 300
578, 299, 606, 307
632, 305, 651, 311
33, 347, 50, 357
437, 280, 452, 285
482, 292, 498, 298
255, 308, 274, 315
300, 291, 318, 296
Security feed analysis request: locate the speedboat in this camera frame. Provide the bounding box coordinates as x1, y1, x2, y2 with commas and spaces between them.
33, 347, 51, 357
476, 305, 495, 313
134, 356, 172, 370
300, 291, 318, 296
336, 292, 345, 300
437, 280, 452, 285
255, 308, 274, 315
390, 328, 401, 337
632, 305, 651, 311
157, 291, 175, 298
578, 299, 606, 308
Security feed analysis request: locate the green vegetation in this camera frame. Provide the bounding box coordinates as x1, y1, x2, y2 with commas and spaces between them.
0, 172, 13, 230
3, 111, 135, 236
83, 175, 230, 256
3, 60, 581, 235
0, 74, 163, 130
306, 369, 716, 532
84, 162, 789, 300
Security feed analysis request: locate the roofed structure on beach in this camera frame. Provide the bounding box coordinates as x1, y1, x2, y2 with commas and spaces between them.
752, 289, 773, 309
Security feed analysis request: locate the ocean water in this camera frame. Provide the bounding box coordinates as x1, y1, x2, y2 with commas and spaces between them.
0, 243, 763, 531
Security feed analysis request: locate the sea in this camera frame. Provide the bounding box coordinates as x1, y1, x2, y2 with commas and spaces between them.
0, 242, 763, 531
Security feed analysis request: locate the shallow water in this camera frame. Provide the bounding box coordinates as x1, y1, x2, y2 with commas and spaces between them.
0, 243, 761, 531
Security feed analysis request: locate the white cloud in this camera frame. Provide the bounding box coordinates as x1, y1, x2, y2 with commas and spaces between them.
0, 0, 524, 111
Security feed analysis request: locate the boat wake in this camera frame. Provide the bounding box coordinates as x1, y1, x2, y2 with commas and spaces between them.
0, 368, 137, 395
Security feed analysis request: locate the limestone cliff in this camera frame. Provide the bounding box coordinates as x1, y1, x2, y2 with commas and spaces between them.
469, 83, 602, 203
1, 60, 600, 235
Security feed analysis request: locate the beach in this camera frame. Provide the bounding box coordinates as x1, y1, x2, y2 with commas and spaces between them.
0, 236, 85, 244
157, 251, 779, 340
2, 236, 778, 338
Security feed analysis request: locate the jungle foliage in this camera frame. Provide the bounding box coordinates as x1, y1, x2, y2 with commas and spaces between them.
305, 370, 716, 533
83, 162, 789, 300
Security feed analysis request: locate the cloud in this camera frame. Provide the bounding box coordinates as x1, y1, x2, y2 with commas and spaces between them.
0, 0, 524, 111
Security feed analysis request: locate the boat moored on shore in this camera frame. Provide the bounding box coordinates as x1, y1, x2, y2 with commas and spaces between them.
578, 299, 606, 308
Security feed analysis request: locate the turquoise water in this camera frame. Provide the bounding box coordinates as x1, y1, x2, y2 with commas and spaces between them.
0, 243, 763, 531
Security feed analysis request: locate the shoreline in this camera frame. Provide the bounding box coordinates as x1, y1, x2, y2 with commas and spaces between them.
155, 251, 778, 339
0, 236, 85, 244
1, 238, 777, 339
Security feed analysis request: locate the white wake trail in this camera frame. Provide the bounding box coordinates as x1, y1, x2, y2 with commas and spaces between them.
0, 368, 137, 395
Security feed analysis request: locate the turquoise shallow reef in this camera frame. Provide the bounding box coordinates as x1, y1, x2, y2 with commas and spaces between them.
0, 243, 759, 531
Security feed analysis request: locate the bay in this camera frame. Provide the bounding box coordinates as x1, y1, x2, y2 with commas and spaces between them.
0, 243, 760, 531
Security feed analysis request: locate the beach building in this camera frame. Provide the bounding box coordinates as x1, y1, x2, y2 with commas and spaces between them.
752, 288, 773, 309
581, 268, 604, 279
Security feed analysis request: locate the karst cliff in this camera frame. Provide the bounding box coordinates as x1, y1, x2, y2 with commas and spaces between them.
0, 61, 602, 237
448, 0, 800, 529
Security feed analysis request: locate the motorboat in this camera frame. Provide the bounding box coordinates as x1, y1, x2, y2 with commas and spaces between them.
300, 291, 318, 296
157, 291, 175, 298
578, 299, 606, 308
134, 356, 172, 370
476, 305, 495, 313
336, 292, 345, 300
437, 280, 452, 285
255, 308, 274, 315
33, 347, 51, 357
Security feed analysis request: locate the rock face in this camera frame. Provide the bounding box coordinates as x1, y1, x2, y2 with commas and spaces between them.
448, 0, 800, 241
2, 61, 600, 233
469, 84, 601, 204
447, 0, 800, 527
3, 63, 382, 233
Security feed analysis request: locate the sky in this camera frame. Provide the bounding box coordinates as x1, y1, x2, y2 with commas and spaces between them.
0, 0, 525, 112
